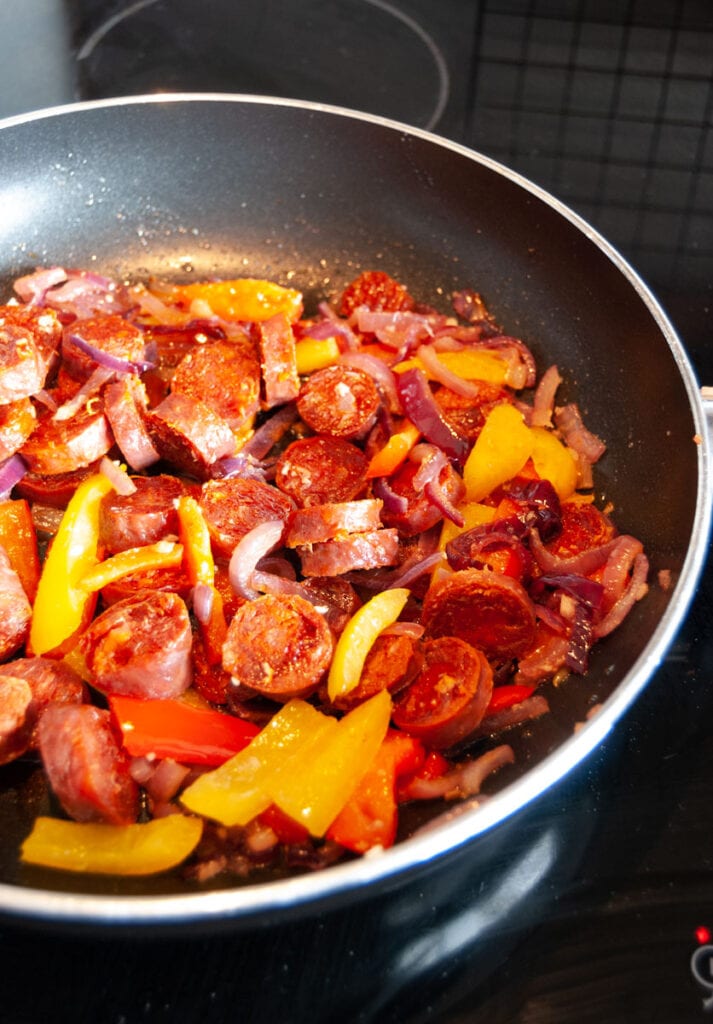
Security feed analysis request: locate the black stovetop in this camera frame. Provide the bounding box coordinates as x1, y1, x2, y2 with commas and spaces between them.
1, 3, 712, 1021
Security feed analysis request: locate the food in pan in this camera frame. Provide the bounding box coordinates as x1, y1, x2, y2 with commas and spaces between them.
0, 266, 649, 880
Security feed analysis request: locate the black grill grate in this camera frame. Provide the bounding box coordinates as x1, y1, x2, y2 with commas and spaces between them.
465, 0, 713, 295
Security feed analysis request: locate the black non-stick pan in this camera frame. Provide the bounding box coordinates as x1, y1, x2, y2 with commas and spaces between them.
0, 95, 708, 930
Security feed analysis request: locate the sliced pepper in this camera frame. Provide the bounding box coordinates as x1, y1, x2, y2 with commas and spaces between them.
29, 472, 114, 656
529, 426, 578, 500
483, 684, 536, 717
392, 349, 508, 384
438, 500, 496, 551
294, 336, 341, 374
462, 403, 533, 502
176, 495, 227, 666
168, 278, 303, 323
109, 695, 260, 766
21, 814, 203, 876
78, 540, 184, 593
181, 699, 336, 827
327, 587, 410, 701
365, 420, 421, 479
0, 498, 41, 602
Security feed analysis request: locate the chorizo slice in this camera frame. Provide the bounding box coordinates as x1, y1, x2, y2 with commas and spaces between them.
422, 568, 537, 662
145, 391, 236, 480
16, 463, 100, 508
297, 528, 400, 577
37, 703, 139, 825
20, 403, 113, 475
338, 270, 415, 317
0, 656, 87, 749
0, 305, 60, 403
379, 459, 465, 537
98, 473, 193, 554
296, 365, 379, 439
222, 593, 333, 702
300, 576, 362, 634
392, 636, 494, 750
546, 501, 616, 559
329, 632, 422, 712
285, 499, 383, 547
258, 313, 300, 409
80, 590, 193, 699
61, 314, 146, 381
434, 382, 509, 442
274, 436, 367, 507
99, 564, 193, 606
103, 375, 160, 471
0, 677, 34, 766
0, 546, 32, 661
171, 338, 261, 430
199, 477, 294, 559
0, 398, 37, 461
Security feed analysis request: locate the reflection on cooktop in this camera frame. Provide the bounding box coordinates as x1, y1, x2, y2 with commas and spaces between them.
74, 0, 450, 130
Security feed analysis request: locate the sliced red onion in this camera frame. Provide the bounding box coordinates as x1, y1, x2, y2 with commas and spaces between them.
339, 351, 401, 413
416, 343, 485, 400
534, 603, 569, 634
131, 287, 188, 326
395, 367, 469, 465
211, 452, 268, 482
381, 621, 425, 640
32, 389, 58, 413
407, 744, 515, 804
228, 519, 285, 600
384, 550, 444, 589
99, 456, 137, 496
475, 697, 550, 739
53, 365, 115, 422
451, 289, 499, 329
531, 364, 562, 428
529, 529, 620, 577
410, 442, 447, 490
424, 478, 465, 527
529, 572, 604, 611
192, 582, 215, 626
555, 403, 606, 464
241, 404, 298, 461
372, 475, 409, 516
565, 602, 594, 674
13, 266, 68, 306
354, 309, 435, 352
479, 336, 537, 389
594, 552, 649, 638
144, 759, 191, 804
0, 454, 28, 499
67, 331, 155, 375
316, 301, 360, 350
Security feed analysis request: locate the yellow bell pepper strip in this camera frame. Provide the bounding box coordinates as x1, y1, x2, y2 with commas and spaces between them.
327, 729, 425, 853
365, 420, 421, 479
78, 540, 184, 593
109, 695, 260, 766
294, 336, 341, 374
391, 349, 508, 385
29, 472, 114, 656
181, 699, 337, 827
176, 495, 227, 666
0, 498, 41, 603
438, 500, 497, 551
327, 587, 410, 701
21, 814, 203, 876
269, 689, 392, 837
529, 425, 578, 500
167, 278, 303, 323
463, 402, 534, 502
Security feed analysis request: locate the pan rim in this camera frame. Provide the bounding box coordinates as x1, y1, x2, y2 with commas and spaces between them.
0, 92, 709, 928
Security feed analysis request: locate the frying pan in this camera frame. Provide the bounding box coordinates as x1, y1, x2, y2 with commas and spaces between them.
0, 94, 708, 931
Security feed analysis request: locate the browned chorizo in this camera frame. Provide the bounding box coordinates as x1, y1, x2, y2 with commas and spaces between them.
422, 568, 537, 662
144, 391, 236, 480
0, 656, 87, 749
258, 313, 300, 408
0, 677, 33, 766
0, 305, 61, 403
98, 473, 193, 554
199, 477, 294, 559
296, 365, 379, 439
103, 375, 160, 471
274, 436, 367, 507
379, 459, 465, 537
20, 403, 113, 475
61, 314, 146, 381
392, 636, 494, 749
171, 338, 261, 430
0, 546, 32, 662
222, 593, 333, 701
297, 528, 400, 577
285, 498, 383, 547
329, 632, 422, 712
0, 398, 36, 461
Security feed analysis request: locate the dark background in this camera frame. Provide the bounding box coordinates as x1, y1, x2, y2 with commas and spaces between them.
0, 2, 712, 1021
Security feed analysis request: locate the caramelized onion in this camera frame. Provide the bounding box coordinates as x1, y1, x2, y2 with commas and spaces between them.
228, 519, 285, 600
395, 367, 469, 465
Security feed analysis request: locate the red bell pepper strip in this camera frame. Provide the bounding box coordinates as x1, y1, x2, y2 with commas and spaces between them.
483, 684, 536, 717
258, 804, 310, 845
327, 730, 425, 853
0, 498, 41, 603
109, 695, 260, 766
396, 749, 450, 803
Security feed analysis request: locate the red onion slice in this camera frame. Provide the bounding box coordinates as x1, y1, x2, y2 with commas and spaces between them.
416, 343, 486, 400
228, 519, 285, 600
52, 365, 115, 422
372, 475, 409, 516
339, 351, 401, 413
555, 403, 606, 464
192, 582, 215, 626
241, 404, 299, 461
13, 266, 68, 306
99, 457, 137, 496
67, 331, 156, 375
594, 552, 649, 638
395, 367, 469, 466
531, 364, 562, 428
0, 454, 28, 499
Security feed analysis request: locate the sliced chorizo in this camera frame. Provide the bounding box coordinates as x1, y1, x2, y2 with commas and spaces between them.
222, 593, 333, 701
285, 498, 383, 547
172, 338, 261, 430
199, 477, 294, 559
434, 382, 509, 442
422, 568, 537, 662
103, 375, 160, 471
546, 501, 616, 559
98, 473, 194, 554
80, 590, 193, 699
258, 313, 300, 409
392, 636, 494, 749
0, 677, 34, 766
274, 436, 367, 507
329, 632, 422, 712
0, 305, 60, 403
338, 270, 415, 318
297, 365, 379, 439
298, 528, 400, 577
61, 314, 146, 381
0, 546, 32, 661
20, 403, 113, 475
37, 703, 139, 825
379, 459, 465, 537
144, 391, 236, 480
0, 655, 87, 749
16, 463, 100, 508
0, 398, 36, 461
99, 563, 193, 606
300, 576, 362, 634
